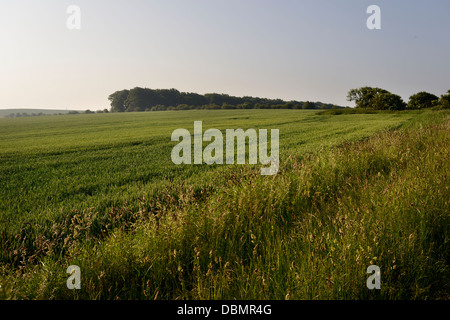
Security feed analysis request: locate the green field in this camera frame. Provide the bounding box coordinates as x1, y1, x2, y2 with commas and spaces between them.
0, 109, 448, 299
0, 110, 414, 234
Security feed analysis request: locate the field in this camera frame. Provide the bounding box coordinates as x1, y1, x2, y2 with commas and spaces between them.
0, 109, 448, 299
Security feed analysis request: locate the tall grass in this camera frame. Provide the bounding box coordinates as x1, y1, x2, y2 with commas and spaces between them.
1, 110, 447, 300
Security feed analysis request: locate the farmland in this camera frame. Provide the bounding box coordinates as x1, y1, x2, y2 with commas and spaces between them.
0, 109, 448, 299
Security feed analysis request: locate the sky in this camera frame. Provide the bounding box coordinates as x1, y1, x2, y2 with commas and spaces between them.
0, 0, 449, 110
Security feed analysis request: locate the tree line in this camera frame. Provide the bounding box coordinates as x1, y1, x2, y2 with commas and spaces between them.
3, 109, 110, 118
108, 87, 342, 112
4, 112, 48, 118
347, 87, 450, 110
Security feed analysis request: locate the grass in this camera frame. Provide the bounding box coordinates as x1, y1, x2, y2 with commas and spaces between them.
0, 109, 448, 299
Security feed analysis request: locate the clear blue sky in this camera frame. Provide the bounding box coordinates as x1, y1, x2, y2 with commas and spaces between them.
1, 0, 449, 110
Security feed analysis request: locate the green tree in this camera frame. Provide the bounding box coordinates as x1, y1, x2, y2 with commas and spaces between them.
108, 90, 129, 112
347, 87, 389, 109
438, 90, 450, 109
347, 87, 406, 110
372, 92, 407, 110
302, 101, 316, 109
237, 102, 253, 109
124, 87, 149, 112
408, 92, 439, 109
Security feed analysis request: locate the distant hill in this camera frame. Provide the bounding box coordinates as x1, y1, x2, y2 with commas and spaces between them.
0, 109, 78, 118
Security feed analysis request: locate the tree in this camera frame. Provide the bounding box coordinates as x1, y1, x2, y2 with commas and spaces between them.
408, 91, 439, 109
221, 103, 236, 110
438, 90, 450, 109
237, 102, 253, 109
302, 101, 316, 109
181, 92, 208, 106
372, 92, 406, 110
124, 87, 150, 112
108, 90, 129, 112
347, 87, 406, 110
347, 87, 389, 109
176, 104, 190, 111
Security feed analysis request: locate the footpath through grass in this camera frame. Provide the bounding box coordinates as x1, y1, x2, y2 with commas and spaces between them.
0, 110, 448, 299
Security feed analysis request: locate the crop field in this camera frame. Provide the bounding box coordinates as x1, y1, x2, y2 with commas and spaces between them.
0, 109, 448, 300
0, 110, 414, 235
